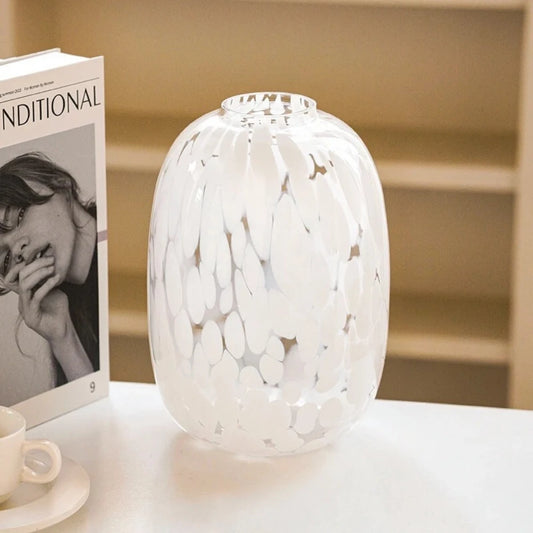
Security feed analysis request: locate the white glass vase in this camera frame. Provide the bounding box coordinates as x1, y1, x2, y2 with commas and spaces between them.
148, 92, 389, 456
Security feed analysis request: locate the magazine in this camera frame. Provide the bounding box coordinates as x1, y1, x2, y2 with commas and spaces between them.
0, 49, 109, 427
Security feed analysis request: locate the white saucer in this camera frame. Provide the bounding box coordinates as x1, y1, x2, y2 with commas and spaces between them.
0, 457, 90, 532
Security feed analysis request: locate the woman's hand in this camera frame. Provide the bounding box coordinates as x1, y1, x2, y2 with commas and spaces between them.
3, 257, 94, 380
4, 256, 67, 341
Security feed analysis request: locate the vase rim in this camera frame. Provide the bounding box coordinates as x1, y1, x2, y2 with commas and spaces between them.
221, 92, 317, 125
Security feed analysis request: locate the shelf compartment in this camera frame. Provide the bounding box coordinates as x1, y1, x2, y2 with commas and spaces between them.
106, 113, 190, 174
106, 113, 517, 193
388, 293, 509, 365
385, 188, 513, 298
361, 128, 516, 193
109, 271, 148, 338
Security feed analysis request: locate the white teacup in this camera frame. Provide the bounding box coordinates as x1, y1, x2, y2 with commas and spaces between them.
0, 406, 62, 503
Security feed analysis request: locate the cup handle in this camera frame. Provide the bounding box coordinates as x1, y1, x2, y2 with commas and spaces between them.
20, 440, 62, 484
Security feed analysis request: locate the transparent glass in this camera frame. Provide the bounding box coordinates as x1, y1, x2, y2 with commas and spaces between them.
148, 92, 389, 456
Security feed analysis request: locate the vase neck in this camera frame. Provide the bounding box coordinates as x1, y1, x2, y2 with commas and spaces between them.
221, 92, 317, 127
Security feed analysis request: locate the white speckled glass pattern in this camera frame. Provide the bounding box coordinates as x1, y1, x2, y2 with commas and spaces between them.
148, 93, 389, 456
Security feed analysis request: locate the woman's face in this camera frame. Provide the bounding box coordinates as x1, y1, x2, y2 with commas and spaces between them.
0, 181, 76, 290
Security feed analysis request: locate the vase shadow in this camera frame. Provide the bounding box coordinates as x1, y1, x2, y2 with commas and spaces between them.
151, 422, 474, 533
162, 431, 329, 498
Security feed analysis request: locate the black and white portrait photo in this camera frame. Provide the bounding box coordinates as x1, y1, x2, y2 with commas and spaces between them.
0, 125, 100, 406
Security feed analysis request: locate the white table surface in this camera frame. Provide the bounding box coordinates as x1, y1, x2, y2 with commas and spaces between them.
20, 381, 533, 532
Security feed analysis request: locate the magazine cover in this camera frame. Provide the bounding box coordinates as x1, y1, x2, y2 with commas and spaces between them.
0, 50, 109, 427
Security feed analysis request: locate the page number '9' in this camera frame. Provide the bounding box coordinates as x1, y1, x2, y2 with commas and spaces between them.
90, 381, 96, 393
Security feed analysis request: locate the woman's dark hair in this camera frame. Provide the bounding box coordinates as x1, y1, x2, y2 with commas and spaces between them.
0, 152, 87, 233
0, 152, 91, 296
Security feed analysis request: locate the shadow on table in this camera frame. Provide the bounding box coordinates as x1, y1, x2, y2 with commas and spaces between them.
155, 421, 475, 532
163, 432, 329, 497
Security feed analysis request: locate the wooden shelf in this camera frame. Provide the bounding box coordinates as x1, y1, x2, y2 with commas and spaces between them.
240, 0, 525, 9
9, 0, 526, 405
106, 113, 516, 193
110, 271, 509, 365
362, 129, 516, 193
105, 113, 190, 174
109, 271, 148, 338
388, 293, 509, 365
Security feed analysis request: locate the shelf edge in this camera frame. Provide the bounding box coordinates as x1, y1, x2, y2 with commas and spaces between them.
377, 161, 516, 193
387, 331, 509, 365
107, 143, 516, 193
110, 310, 148, 338
106, 145, 166, 173
238, 0, 525, 9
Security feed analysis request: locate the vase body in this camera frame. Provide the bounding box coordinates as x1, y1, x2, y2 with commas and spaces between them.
148, 93, 389, 456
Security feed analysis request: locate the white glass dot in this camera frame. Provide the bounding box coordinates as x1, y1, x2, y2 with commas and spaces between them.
224, 311, 245, 359
266, 336, 285, 361
211, 350, 240, 387
271, 195, 308, 299
342, 258, 360, 316
277, 133, 317, 232
216, 233, 232, 289
306, 251, 331, 308
347, 354, 376, 410
199, 185, 223, 273
230, 221, 246, 269
234, 269, 252, 321
239, 390, 270, 439
334, 290, 347, 331
181, 358, 192, 377
245, 177, 274, 262
199, 262, 216, 310
242, 243, 265, 293
316, 176, 340, 258
269, 400, 292, 434
296, 319, 321, 363
304, 356, 319, 379
164, 242, 182, 317
182, 183, 203, 259
331, 152, 364, 236
201, 320, 223, 365
334, 203, 352, 264
269, 289, 297, 339
355, 286, 375, 341
221, 130, 247, 233
239, 366, 264, 387
244, 289, 270, 354
347, 317, 357, 346
153, 212, 168, 281
219, 284, 234, 315
259, 354, 284, 385
318, 342, 343, 377
173, 309, 193, 360
192, 343, 210, 388
315, 371, 339, 393
272, 429, 304, 453
320, 294, 338, 348
294, 403, 319, 435
186, 266, 205, 324
282, 382, 302, 404
221, 427, 266, 455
